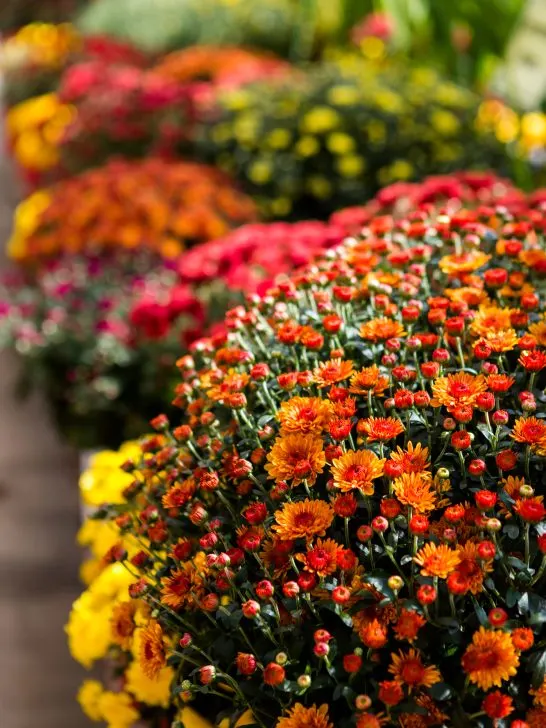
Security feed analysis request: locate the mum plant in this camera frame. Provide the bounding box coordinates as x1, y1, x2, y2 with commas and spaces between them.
197, 55, 510, 219
0, 217, 343, 447
7, 158, 258, 262
90, 196, 546, 727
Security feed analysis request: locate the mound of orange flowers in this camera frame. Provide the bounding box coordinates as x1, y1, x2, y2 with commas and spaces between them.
7, 158, 258, 262
153, 45, 293, 89
94, 198, 546, 728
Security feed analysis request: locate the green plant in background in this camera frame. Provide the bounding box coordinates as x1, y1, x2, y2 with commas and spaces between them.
76, 0, 300, 56
342, 0, 525, 89
196, 55, 510, 219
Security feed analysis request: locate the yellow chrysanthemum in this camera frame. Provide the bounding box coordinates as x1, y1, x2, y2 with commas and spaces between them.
462, 627, 519, 690
97, 690, 140, 728
125, 659, 174, 708
77, 680, 104, 721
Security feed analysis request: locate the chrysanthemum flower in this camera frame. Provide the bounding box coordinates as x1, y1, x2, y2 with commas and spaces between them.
438, 251, 491, 276
272, 499, 334, 541
278, 396, 334, 435
389, 648, 441, 690
331, 450, 385, 494
393, 473, 437, 513
462, 627, 519, 690
297, 538, 342, 577
476, 329, 518, 352
482, 691, 514, 720
511, 417, 546, 447
313, 358, 354, 387
431, 372, 487, 411
531, 678, 546, 707
359, 317, 406, 342
414, 542, 461, 578
265, 433, 326, 485
349, 365, 390, 395
138, 620, 167, 679
470, 304, 514, 337
276, 703, 333, 728
110, 601, 138, 650
389, 443, 430, 476
357, 416, 405, 442
393, 609, 426, 643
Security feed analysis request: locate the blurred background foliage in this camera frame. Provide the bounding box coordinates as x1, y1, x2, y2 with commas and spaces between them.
72, 0, 525, 89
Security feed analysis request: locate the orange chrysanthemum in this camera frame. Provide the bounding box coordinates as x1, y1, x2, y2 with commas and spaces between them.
313, 358, 354, 387
414, 542, 461, 579
359, 317, 406, 342
162, 477, 196, 509
445, 286, 487, 307
331, 449, 385, 494
527, 707, 546, 728
161, 558, 205, 610
207, 370, 250, 402
278, 396, 334, 435
389, 442, 430, 476
529, 320, 546, 346
470, 305, 514, 337
297, 538, 341, 577
393, 473, 438, 514
438, 251, 491, 276
272, 499, 334, 541
358, 416, 405, 442
265, 433, 325, 486
356, 713, 388, 728
512, 627, 535, 652
431, 372, 487, 411
111, 601, 138, 650
511, 416, 546, 447
476, 329, 518, 352
139, 620, 166, 679
461, 627, 519, 690
349, 366, 390, 396
532, 678, 546, 706
453, 541, 492, 595
360, 618, 388, 649
276, 703, 333, 728
389, 648, 441, 690
393, 609, 426, 643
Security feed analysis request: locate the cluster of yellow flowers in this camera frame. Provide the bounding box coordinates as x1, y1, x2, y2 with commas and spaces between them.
6, 93, 74, 175
71, 442, 257, 727
477, 99, 546, 156
0, 23, 80, 72
200, 56, 508, 217
69, 443, 175, 727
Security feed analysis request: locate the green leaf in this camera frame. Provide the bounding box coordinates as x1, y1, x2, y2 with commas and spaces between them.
527, 649, 546, 689
429, 682, 453, 701
503, 523, 519, 539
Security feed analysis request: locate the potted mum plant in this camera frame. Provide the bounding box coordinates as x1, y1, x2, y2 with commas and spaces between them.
77, 192, 546, 727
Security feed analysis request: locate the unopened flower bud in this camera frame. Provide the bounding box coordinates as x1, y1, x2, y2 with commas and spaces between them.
297, 675, 311, 689
314, 642, 330, 658
387, 576, 404, 592
355, 695, 372, 711
519, 485, 534, 498
486, 518, 502, 532
242, 600, 260, 618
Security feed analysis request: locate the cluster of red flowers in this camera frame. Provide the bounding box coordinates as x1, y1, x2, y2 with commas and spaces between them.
331, 171, 530, 236
178, 220, 346, 294
57, 60, 192, 171
95, 196, 546, 727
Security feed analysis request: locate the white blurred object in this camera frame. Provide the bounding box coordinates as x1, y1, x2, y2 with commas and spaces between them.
495, 0, 546, 109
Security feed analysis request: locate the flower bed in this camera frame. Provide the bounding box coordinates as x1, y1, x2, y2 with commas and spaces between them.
196, 56, 510, 219
79, 196, 546, 727
7, 158, 258, 262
